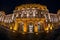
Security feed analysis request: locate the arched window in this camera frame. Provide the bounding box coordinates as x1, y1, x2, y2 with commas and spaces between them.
28, 23, 34, 33
37, 22, 43, 32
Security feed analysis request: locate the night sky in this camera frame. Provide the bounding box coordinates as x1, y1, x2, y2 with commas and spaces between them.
0, 0, 60, 14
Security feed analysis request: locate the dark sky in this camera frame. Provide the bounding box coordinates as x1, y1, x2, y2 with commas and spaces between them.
0, 0, 60, 14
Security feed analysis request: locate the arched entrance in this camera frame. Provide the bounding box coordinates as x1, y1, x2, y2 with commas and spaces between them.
27, 22, 34, 33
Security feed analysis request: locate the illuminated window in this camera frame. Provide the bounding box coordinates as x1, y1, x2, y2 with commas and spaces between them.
28, 23, 34, 33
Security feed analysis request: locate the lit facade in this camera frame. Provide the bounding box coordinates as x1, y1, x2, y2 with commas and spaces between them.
0, 4, 60, 34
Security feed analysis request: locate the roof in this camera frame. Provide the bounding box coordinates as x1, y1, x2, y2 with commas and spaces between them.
15, 4, 48, 11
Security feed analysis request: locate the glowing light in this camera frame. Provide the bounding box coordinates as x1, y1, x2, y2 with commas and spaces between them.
23, 22, 27, 32
0, 4, 60, 34
34, 25, 38, 33
13, 21, 18, 31
36, 33, 38, 35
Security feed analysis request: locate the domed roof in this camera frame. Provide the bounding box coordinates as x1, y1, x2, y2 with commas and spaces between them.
15, 4, 48, 11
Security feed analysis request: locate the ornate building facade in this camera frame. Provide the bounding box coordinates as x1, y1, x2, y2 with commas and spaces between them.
0, 4, 60, 34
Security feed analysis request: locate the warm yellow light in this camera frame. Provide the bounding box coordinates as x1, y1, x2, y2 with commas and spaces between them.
10, 26, 12, 29
15, 4, 47, 11
45, 27, 49, 31
13, 21, 18, 31
23, 22, 27, 32
13, 30, 16, 32
0, 4, 59, 35
36, 33, 38, 35
34, 25, 38, 33
49, 24, 53, 30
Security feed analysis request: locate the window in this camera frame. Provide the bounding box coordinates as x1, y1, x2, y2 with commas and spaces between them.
28, 23, 34, 33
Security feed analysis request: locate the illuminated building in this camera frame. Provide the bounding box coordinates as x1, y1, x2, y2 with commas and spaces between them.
0, 4, 60, 34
